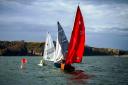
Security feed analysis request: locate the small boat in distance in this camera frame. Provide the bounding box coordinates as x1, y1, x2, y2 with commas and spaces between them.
54, 21, 68, 68
38, 32, 55, 66
38, 59, 45, 66
61, 6, 86, 72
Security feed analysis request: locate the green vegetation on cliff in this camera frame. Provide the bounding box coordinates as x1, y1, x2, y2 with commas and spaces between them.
0, 41, 27, 56
0, 40, 128, 56
84, 46, 128, 56
26, 42, 45, 56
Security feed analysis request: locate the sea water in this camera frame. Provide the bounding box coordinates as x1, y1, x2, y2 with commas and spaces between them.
0, 56, 128, 85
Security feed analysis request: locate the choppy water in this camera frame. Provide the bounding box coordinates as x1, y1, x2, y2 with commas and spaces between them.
0, 56, 128, 85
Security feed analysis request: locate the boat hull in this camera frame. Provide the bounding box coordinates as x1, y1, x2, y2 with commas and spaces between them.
38, 63, 43, 66
54, 63, 61, 68
61, 63, 75, 72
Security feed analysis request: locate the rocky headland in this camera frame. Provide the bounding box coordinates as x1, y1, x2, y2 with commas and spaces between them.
0, 40, 128, 56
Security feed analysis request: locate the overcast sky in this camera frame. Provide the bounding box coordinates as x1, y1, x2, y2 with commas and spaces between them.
0, 0, 128, 50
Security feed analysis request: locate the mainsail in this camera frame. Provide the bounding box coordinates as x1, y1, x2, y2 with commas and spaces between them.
42, 32, 55, 61
54, 22, 68, 63
65, 6, 85, 64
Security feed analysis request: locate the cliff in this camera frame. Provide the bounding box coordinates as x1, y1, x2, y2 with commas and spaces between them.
0, 41, 128, 56
84, 46, 128, 56
0, 40, 27, 56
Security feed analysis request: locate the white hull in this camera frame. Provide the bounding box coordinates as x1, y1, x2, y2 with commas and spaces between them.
38, 63, 43, 66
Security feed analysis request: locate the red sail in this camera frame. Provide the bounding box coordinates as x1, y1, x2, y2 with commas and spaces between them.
65, 6, 85, 64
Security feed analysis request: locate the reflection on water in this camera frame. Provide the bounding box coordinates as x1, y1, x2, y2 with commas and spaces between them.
0, 56, 128, 85
66, 70, 91, 85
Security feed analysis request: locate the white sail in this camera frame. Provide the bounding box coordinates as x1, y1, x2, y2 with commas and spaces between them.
54, 34, 63, 62
54, 22, 68, 63
38, 59, 44, 66
38, 32, 55, 66
43, 32, 55, 61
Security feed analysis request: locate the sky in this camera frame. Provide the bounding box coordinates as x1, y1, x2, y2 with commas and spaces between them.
0, 0, 128, 50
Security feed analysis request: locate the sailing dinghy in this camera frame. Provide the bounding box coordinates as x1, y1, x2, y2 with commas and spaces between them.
61, 6, 85, 72
38, 59, 45, 66
38, 32, 55, 66
54, 22, 68, 68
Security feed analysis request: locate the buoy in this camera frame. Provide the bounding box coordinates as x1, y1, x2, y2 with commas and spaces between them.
21, 58, 27, 64
20, 58, 27, 69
